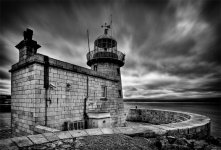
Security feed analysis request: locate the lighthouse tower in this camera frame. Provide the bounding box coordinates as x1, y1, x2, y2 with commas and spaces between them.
86, 23, 126, 127
86, 23, 125, 76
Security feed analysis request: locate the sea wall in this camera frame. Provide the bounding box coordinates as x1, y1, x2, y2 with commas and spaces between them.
0, 109, 211, 149
126, 109, 210, 139
126, 109, 191, 124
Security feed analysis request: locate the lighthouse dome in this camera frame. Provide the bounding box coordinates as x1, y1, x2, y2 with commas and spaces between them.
94, 34, 117, 49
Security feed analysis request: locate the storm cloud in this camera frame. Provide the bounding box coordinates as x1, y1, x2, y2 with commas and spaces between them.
0, 0, 220, 99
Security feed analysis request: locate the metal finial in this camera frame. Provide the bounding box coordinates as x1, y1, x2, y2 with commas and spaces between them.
101, 22, 111, 35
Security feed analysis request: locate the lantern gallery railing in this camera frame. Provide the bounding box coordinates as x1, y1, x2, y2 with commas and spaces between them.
86, 49, 125, 64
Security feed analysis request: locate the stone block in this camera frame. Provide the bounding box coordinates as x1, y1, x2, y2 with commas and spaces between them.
85, 128, 103, 136
34, 125, 60, 133
28, 134, 48, 144
100, 128, 114, 134
42, 132, 59, 142
68, 130, 88, 137
55, 131, 73, 139
11, 136, 33, 147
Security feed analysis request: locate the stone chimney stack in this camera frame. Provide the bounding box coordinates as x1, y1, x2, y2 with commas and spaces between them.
15, 28, 41, 61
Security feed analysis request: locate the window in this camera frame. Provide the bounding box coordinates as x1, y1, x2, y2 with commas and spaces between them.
117, 68, 120, 75
101, 86, 107, 98
94, 65, 97, 71
118, 90, 122, 98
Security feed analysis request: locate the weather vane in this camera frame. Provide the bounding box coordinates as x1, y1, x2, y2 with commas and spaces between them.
101, 22, 111, 35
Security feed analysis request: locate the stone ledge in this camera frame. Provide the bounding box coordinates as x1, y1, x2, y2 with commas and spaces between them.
0, 109, 211, 149
34, 125, 60, 134
68, 130, 88, 137
42, 132, 60, 142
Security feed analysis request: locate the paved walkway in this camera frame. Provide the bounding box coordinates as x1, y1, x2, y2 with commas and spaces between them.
127, 121, 153, 127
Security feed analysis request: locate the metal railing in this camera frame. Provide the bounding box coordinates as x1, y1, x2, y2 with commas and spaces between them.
87, 49, 125, 63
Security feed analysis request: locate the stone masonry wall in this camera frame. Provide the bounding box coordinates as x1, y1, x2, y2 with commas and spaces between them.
126, 109, 191, 124
40, 64, 124, 129
11, 64, 40, 136
91, 62, 121, 76
10, 54, 126, 136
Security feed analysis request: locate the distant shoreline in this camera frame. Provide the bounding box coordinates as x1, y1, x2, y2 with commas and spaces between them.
123, 97, 221, 103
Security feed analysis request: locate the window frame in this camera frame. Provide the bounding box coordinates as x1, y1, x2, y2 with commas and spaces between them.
118, 90, 122, 98
117, 68, 120, 75
94, 65, 97, 71
101, 85, 107, 101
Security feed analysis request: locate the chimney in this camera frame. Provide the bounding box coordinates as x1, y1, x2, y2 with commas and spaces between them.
15, 28, 41, 61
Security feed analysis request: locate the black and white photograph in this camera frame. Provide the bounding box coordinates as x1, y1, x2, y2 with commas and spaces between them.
0, 0, 220, 149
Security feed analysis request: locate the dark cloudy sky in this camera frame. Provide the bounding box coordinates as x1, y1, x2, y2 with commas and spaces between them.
0, 0, 220, 99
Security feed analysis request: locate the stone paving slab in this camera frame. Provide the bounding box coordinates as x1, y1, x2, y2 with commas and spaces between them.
11, 136, 33, 147
100, 128, 114, 134
42, 132, 59, 142
112, 127, 122, 134
68, 130, 88, 137
85, 128, 103, 136
28, 134, 48, 144
0, 138, 18, 150
55, 131, 73, 139
117, 127, 135, 134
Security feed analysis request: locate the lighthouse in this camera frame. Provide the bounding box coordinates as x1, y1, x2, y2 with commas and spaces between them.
86, 22, 126, 127
86, 22, 125, 77
10, 24, 126, 136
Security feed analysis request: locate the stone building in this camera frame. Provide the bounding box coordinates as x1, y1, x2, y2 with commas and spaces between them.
10, 25, 126, 136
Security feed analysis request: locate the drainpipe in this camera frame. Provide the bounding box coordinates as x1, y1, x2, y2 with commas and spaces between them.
44, 56, 49, 126
84, 76, 89, 129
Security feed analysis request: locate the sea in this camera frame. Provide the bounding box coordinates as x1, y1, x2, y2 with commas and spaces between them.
124, 101, 221, 137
